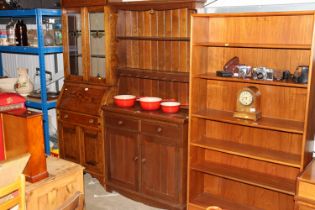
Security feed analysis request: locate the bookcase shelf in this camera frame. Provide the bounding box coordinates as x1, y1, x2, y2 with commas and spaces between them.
190, 161, 296, 195
195, 73, 307, 88
191, 138, 301, 168
193, 42, 311, 50
189, 192, 262, 210
192, 109, 304, 134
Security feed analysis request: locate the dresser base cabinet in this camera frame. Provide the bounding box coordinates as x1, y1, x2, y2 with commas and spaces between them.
103, 105, 188, 210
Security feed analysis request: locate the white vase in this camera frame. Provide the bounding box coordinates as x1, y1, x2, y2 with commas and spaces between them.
15, 67, 34, 96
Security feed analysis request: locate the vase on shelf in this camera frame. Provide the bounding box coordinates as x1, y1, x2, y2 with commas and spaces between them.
14, 67, 33, 96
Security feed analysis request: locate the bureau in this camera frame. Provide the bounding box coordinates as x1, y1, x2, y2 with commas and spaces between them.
103, 104, 188, 210
57, 82, 115, 185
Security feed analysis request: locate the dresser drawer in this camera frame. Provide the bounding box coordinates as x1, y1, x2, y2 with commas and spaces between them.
141, 120, 179, 139
58, 111, 99, 127
105, 114, 139, 131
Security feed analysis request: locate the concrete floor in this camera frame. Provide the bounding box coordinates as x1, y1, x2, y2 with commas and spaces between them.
84, 174, 165, 210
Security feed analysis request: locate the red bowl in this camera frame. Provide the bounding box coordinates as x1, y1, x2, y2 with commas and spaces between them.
139, 97, 162, 111
160, 102, 180, 113
114, 95, 136, 108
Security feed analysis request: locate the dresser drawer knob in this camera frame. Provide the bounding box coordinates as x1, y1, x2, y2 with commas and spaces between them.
157, 127, 163, 133
64, 114, 69, 119
141, 158, 146, 163
117, 120, 123, 125
134, 156, 138, 161
89, 119, 94, 124
84, 88, 89, 91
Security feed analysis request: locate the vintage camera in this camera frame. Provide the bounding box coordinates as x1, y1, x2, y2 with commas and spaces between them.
252, 67, 274, 81
235, 65, 252, 79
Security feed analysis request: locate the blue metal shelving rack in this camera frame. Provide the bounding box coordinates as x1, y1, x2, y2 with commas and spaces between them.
0, 9, 63, 155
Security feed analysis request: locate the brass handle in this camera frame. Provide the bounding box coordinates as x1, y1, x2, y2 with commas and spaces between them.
64, 114, 69, 119
134, 156, 138, 161
117, 120, 123, 125
89, 119, 94, 124
141, 158, 146, 163
157, 127, 162, 133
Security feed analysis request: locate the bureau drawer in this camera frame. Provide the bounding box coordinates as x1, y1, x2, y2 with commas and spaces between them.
58, 111, 99, 127
141, 120, 179, 139
105, 114, 139, 131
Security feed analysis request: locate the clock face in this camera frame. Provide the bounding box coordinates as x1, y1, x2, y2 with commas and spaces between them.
239, 90, 253, 106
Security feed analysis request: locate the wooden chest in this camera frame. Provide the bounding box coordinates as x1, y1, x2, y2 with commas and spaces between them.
25, 157, 84, 210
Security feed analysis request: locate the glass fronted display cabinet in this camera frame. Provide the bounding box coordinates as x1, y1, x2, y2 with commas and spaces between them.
62, 6, 115, 84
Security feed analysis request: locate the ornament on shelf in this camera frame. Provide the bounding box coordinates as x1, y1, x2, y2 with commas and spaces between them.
14, 67, 34, 96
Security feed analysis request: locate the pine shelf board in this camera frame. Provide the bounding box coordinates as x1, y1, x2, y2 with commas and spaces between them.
116, 36, 190, 41
193, 42, 311, 50
194, 72, 307, 88
192, 109, 304, 134
189, 192, 262, 210
190, 161, 296, 195
117, 67, 189, 82
191, 137, 301, 168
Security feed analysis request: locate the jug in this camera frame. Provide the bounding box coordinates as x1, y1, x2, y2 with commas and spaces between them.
15, 67, 34, 96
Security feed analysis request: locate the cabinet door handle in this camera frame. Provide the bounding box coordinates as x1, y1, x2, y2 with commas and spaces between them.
117, 120, 123, 125
64, 114, 69, 119
157, 127, 162, 133
88, 119, 94, 124
141, 158, 146, 163
134, 156, 138, 161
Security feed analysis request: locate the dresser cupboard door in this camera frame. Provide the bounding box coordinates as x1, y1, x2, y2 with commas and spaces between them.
81, 127, 103, 175
106, 128, 139, 191
58, 122, 80, 164
140, 135, 178, 202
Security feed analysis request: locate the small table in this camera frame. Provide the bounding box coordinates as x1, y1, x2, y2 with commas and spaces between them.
25, 157, 84, 210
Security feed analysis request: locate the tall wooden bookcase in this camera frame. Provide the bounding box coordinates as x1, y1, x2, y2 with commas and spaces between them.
188, 12, 315, 210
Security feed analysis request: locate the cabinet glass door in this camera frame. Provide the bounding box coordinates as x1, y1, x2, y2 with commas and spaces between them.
67, 10, 83, 77
88, 11, 105, 81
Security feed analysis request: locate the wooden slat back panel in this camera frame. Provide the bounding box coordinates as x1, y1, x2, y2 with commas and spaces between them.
116, 8, 194, 104
192, 14, 314, 45
117, 9, 193, 72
